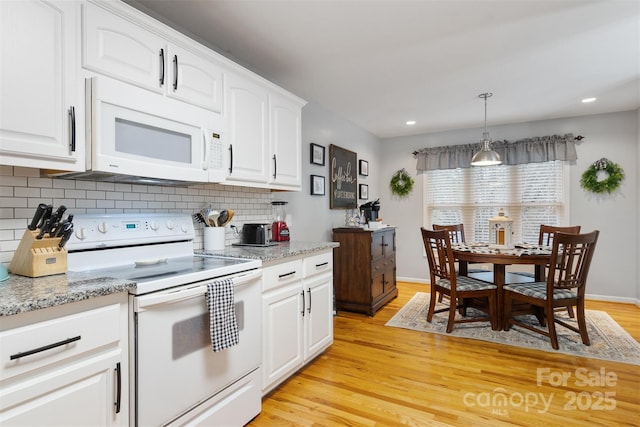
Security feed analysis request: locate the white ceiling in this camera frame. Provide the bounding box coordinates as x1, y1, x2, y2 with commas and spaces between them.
130, 0, 640, 139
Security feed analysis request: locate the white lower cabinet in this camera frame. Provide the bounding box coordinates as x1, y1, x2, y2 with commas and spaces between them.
0, 293, 128, 426
262, 251, 334, 395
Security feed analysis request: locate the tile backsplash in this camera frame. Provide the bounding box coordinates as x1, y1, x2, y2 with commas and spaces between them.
0, 166, 276, 266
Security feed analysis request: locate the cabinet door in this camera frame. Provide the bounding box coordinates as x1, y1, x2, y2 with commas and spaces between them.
269, 92, 302, 188
304, 275, 334, 360
225, 72, 269, 184
262, 282, 304, 394
0, 351, 124, 426
83, 1, 164, 93
0, 0, 83, 171
167, 44, 223, 113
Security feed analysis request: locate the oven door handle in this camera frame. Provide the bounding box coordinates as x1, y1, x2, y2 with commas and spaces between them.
135, 270, 262, 310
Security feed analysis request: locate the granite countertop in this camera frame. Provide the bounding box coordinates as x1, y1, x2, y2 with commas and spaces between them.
0, 273, 136, 317
1, 241, 338, 318
197, 240, 339, 262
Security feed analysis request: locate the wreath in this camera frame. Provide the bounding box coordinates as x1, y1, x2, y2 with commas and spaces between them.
580, 158, 625, 194
390, 168, 415, 196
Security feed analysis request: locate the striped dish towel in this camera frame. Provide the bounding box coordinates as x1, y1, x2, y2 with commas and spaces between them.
206, 278, 239, 352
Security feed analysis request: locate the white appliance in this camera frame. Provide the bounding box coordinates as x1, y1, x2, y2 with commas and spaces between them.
67, 213, 262, 426
50, 76, 227, 184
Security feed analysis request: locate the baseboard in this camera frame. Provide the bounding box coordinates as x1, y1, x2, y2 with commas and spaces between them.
585, 293, 639, 306
397, 276, 429, 284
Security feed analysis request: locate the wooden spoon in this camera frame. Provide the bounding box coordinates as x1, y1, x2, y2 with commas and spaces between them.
220, 209, 234, 227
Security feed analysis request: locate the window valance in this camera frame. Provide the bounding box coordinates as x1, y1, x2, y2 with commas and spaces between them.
414, 133, 578, 172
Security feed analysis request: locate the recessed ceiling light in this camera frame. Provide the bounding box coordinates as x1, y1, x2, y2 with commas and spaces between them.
582, 97, 597, 103
406, 120, 416, 125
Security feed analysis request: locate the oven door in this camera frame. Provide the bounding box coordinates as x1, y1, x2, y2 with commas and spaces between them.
132, 269, 262, 426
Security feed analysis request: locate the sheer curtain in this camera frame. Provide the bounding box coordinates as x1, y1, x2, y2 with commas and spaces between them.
415, 134, 578, 172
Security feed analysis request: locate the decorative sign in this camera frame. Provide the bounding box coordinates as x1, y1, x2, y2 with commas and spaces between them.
329, 144, 357, 209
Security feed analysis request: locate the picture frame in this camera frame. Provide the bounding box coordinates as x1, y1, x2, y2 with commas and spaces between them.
359, 184, 369, 200
310, 143, 325, 166
359, 159, 369, 176
329, 144, 358, 209
310, 175, 325, 196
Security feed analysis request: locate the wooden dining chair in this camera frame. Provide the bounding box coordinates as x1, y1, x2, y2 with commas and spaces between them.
421, 228, 498, 333
432, 224, 468, 302
433, 223, 466, 244
539, 224, 582, 318
539, 224, 581, 247
503, 230, 599, 350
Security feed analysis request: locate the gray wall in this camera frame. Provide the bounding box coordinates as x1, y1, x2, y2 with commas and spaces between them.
277, 101, 383, 242
380, 110, 638, 303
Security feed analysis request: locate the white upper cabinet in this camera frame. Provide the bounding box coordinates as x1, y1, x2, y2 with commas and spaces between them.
269, 92, 303, 188
225, 72, 270, 184
225, 71, 306, 190
0, 0, 84, 171
166, 44, 223, 111
82, 1, 223, 113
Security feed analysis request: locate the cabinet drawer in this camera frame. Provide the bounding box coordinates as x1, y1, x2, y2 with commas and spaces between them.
0, 304, 122, 381
302, 251, 333, 278
372, 256, 395, 275
263, 259, 303, 292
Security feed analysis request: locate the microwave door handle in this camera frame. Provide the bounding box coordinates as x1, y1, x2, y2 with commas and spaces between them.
202, 130, 209, 170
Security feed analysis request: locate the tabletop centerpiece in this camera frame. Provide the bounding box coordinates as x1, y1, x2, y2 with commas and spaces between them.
488, 208, 514, 249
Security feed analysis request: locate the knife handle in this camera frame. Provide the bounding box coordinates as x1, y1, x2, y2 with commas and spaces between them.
55, 204, 66, 217
28, 203, 48, 231
37, 205, 53, 230
36, 219, 50, 239
58, 224, 74, 248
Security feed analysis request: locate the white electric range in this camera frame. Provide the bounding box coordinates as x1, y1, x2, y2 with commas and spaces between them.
66, 213, 263, 426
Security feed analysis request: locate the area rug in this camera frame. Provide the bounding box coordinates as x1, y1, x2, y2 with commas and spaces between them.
385, 292, 640, 365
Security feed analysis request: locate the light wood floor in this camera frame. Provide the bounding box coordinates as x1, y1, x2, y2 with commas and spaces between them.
249, 281, 640, 426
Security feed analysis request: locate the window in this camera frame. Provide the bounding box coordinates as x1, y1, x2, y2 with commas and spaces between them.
425, 161, 567, 243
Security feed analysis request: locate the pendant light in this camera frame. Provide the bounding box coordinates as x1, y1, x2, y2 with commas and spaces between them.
470, 92, 502, 166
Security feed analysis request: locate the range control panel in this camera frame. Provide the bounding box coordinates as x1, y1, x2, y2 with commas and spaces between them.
66, 213, 195, 251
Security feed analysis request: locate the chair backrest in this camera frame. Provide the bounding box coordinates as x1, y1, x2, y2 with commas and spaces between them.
548, 230, 599, 294
539, 224, 581, 246
433, 223, 465, 244
421, 228, 456, 284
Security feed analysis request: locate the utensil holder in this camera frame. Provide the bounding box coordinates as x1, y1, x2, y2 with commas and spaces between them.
9, 230, 67, 277
204, 227, 226, 251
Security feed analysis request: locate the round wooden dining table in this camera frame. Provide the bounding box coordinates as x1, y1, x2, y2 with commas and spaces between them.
451, 245, 552, 329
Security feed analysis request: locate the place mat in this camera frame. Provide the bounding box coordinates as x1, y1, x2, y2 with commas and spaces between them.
386, 292, 640, 365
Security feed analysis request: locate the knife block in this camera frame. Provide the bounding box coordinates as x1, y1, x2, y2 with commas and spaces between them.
9, 230, 67, 277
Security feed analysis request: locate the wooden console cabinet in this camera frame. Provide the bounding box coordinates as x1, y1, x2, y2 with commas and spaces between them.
333, 227, 397, 316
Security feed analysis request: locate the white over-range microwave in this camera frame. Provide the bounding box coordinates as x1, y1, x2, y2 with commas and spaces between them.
51, 76, 227, 184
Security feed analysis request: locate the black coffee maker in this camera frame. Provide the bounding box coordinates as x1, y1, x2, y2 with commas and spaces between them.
359, 199, 380, 223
